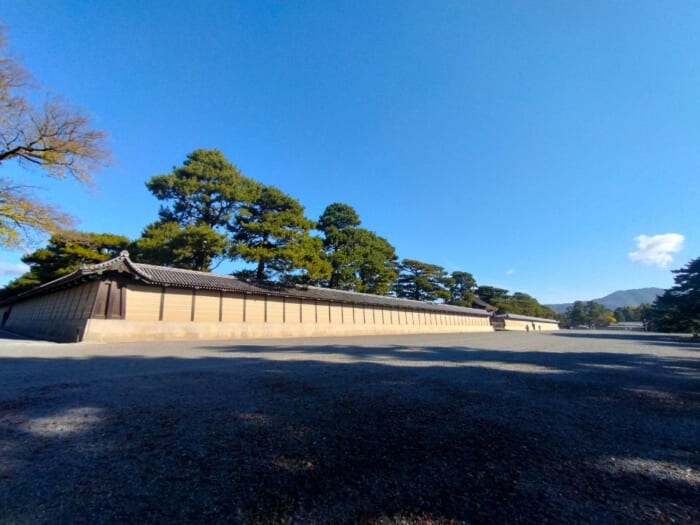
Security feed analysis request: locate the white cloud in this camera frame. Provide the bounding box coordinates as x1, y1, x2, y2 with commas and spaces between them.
0, 262, 29, 277
506, 268, 516, 276
628, 233, 684, 267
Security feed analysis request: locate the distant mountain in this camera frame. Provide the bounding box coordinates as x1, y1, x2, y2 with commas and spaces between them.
546, 287, 664, 314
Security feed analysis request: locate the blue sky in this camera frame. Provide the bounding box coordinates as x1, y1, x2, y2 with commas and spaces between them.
1, 1, 698, 304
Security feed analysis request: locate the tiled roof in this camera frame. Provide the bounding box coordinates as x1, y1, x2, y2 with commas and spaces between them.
130, 262, 261, 293
471, 295, 498, 311
4, 252, 491, 316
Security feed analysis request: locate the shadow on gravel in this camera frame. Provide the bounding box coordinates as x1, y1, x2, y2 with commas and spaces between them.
0, 342, 698, 524
552, 331, 700, 350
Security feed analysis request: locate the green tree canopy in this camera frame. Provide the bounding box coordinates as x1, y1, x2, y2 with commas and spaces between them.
139, 149, 259, 270
0, 30, 108, 247
475, 286, 510, 307
352, 230, 398, 295
473, 285, 556, 318
394, 259, 452, 302
569, 301, 587, 327
613, 308, 627, 322
146, 149, 259, 227
558, 300, 614, 328
0, 230, 129, 298
650, 256, 700, 333
233, 185, 329, 281
449, 271, 477, 306
505, 292, 557, 318
316, 202, 398, 293
131, 221, 229, 271
584, 301, 616, 327
317, 202, 361, 237
613, 304, 652, 323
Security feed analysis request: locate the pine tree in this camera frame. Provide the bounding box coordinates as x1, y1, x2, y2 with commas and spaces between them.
137, 149, 259, 270
394, 259, 452, 302
651, 256, 700, 333
1, 231, 129, 298
233, 185, 329, 281
317, 202, 397, 293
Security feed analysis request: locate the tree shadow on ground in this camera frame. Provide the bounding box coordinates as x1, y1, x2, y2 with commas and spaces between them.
0, 338, 698, 524
201, 339, 700, 391
552, 331, 700, 349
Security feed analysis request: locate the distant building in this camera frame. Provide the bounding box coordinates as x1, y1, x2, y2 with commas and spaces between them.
0, 252, 494, 343
490, 313, 559, 332
471, 296, 498, 312
607, 322, 645, 331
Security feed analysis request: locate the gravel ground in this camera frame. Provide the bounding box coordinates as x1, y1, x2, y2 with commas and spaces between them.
0, 330, 698, 524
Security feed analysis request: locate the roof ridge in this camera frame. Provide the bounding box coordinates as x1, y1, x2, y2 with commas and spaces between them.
132, 261, 241, 279
303, 284, 451, 306
80, 250, 131, 271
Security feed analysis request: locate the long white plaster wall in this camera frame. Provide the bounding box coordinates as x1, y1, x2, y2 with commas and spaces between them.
82, 284, 493, 342
83, 317, 494, 342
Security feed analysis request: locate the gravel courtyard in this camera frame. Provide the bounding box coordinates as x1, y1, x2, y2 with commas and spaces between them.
0, 330, 698, 524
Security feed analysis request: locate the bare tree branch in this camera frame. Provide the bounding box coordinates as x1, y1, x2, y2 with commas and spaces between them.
0, 27, 108, 247
0, 177, 74, 247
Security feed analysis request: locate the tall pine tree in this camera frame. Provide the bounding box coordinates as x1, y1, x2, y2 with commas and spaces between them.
233, 185, 329, 281
317, 202, 397, 293
394, 259, 452, 302
135, 149, 259, 271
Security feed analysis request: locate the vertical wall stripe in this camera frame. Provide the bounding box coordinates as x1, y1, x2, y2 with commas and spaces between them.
119, 284, 126, 319
219, 291, 223, 322
159, 287, 166, 321
104, 283, 114, 319
190, 290, 197, 322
